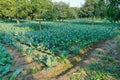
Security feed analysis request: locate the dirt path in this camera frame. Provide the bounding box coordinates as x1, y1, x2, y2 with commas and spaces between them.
51, 36, 119, 80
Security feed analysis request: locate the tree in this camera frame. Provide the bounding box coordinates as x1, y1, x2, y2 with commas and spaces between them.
67, 7, 78, 19
80, 0, 99, 24
107, 0, 120, 23
40, 0, 53, 20
53, 2, 69, 20
42, 5, 58, 21
96, 0, 107, 18
15, 0, 32, 24
78, 0, 98, 17
0, 0, 16, 20
0, 0, 53, 24
29, 0, 51, 20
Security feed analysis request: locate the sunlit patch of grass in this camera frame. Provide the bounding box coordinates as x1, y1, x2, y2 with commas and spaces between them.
70, 68, 117, 80
70, 62, 120, 80
70, 48, 120, 80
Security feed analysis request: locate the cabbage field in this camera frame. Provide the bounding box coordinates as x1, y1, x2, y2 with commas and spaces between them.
0, 19, 119, 79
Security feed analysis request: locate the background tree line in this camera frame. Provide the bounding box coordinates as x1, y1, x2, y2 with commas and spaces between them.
0, 0, 119, 24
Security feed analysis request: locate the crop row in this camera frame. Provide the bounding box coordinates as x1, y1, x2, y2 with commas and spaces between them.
0, 44, 12, 77
0, 24, 118, 57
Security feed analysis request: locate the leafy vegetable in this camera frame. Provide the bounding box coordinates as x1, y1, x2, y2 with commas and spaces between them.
10, 68, 23, 80
0, 44, 12, 77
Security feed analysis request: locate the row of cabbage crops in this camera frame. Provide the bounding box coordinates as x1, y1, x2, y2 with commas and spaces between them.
0, 22, 118, 57
0, 44, 12, 78
0, 44, 24, 79
0, 20, 119, 68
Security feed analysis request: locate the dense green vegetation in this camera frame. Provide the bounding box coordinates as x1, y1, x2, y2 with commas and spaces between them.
107, 0, 120, 22
0, 19, 119, 79
0, 0, 119, 24
15, 23, 117, 55
0, 20, 117, 49
0, 0, 120, 79
0, 44, 12, 77
0, 19, 119, 67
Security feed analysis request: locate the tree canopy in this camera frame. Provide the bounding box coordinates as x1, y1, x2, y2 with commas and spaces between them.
107, 0, 120, 23
0, 0, 119, 23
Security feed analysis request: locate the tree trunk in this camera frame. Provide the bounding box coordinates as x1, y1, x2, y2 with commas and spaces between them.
16, 17, 20, 24
39, 20, 42, 30
31, 15, 34, 20
10, 18, 12, 21
92, 16, 95, 25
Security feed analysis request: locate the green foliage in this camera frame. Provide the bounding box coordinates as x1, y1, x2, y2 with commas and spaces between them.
70, 68, 116, 80
0, 0, 112, 21
78, 0, 107, 18
26, 47, 35, 56
50, 2, 69, 20
70, 46, 80, 55
0, 18, 119, 79
29, 68, 42, 75
78, 0, 98, 17
0, 33, 16, 46
0, 0, 16, 18
100, 56, 115, 63
0, 44, 12, 77
70, 61, 120, 80
70, 41, 120, 80
10, 68, 23, 80
107, 0, 120, 23
0, 0, 53, 23
60, 50, 69, 59
20, 22, 117, 57
0, 0, 79, 21
67, 8, 78, 19
35, 54, 57, 68
97, 51, 104, 55
88, 62, 104, 70
0, 20, 118, 57
0, 19, 119, 70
